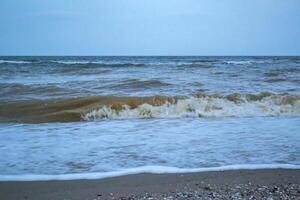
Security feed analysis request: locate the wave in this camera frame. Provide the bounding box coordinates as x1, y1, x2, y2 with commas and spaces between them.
0, 164, 299, 181
178, 63, 213, 68
54, 60, 93, 64
84, 93, 300, 121
52, 60, 214, 66
0, 59, 230, 67
0, 59, 278, 68
0, 93, 299, 123
0, 60, 32, 64
0, 83, 62, 94
264, 78, 287, 83
109, 79, 172, 90
51, 61, 214, 67
0, 59, 146, 67
52, 61, 144, 66
225, 60, 270, 65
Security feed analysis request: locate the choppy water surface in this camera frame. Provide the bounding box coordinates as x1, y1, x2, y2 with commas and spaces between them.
0, 56, 299, 179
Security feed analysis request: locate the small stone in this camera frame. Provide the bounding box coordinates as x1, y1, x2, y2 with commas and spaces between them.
204, 186, 211, 191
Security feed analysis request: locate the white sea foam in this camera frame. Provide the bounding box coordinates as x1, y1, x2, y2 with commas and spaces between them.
51, 60, 206, 66
0, 59, 267, 66
84, 95, 300, 120
0, 60, 32, 64
53, 60, 145, 65
0, 164, 299, 181
225, 60, 269, 65
55, 60, 91, 64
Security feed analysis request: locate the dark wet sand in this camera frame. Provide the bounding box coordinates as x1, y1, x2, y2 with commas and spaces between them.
0, 169, 299, 200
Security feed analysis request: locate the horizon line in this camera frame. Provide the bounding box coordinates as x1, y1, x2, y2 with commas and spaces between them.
0, 55, 300, 57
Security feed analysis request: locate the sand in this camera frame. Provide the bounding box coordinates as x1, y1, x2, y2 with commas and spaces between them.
0, 169, 299, 200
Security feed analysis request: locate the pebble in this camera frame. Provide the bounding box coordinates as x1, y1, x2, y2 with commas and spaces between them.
97, 183, 300, 200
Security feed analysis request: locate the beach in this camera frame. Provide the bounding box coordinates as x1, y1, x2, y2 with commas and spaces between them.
0, 169, 299, 200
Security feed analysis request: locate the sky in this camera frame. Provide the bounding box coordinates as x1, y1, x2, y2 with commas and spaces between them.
0, 0, 300, 56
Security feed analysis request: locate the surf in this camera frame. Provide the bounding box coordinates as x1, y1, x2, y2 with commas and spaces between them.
0, 92, 299, 123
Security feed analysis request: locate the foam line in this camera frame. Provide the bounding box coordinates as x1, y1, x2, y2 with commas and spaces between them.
1, 164, 299, 182
0, 60, 31, 64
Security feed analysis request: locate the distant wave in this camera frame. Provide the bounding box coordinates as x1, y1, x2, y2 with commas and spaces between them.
0, 83, 63, 96
178, 63, 213, 68
0, 59, 147, 66
53, 60, 92, 64
0, 60, 32, 64
0, 59, 272, 67
109, 79, 172, 90
0, 92, 299, 123
52, 61, 208, 67
0, 59, 216, 67
49, 60, 139, 65
0, 164, 299, 181
225, 60, 271, 65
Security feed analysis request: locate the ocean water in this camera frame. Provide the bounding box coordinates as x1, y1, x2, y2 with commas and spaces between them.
0, 56, 300, 180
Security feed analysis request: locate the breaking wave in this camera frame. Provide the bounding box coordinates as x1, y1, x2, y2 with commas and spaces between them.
1, 92, 299, 123
84, 93, 300, 121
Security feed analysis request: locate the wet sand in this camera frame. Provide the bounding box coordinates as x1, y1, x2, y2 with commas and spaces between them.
0, 169, 299, 200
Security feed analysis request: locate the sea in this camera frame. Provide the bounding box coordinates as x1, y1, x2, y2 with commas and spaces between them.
0, 56, 299, 181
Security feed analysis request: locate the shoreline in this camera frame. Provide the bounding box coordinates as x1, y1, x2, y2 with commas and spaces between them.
0, 169, 299, 200
1, 164, 300, 182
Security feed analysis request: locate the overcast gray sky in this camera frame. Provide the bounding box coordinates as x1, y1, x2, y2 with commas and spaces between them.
0, 0, 300, 56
